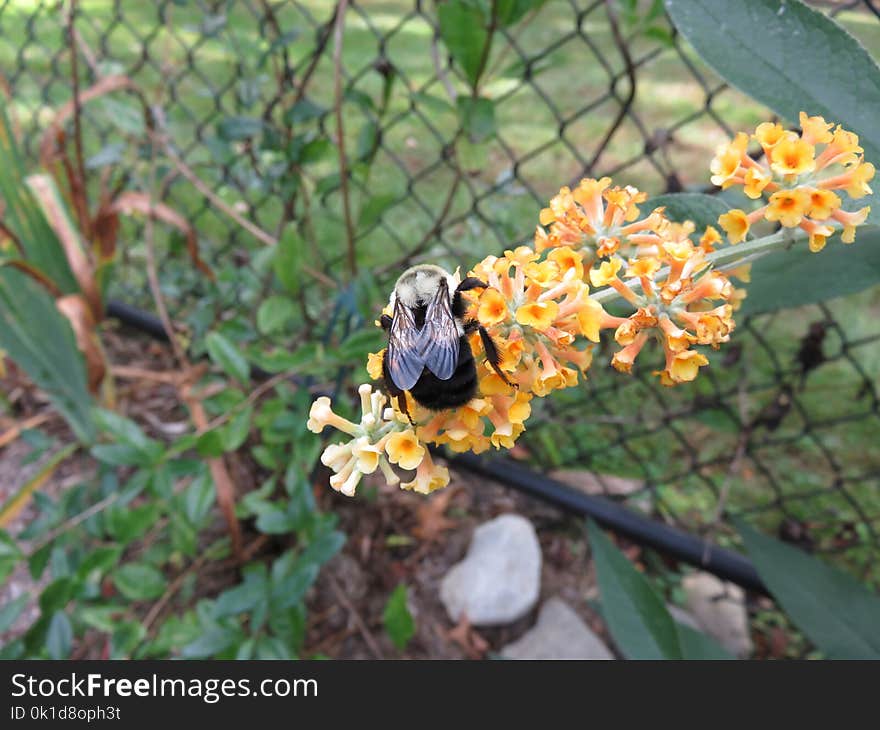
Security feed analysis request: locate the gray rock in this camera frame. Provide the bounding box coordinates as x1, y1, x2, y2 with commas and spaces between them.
501, 598, 614, 660
682, 572, 753, 658
440, 514, 541, 626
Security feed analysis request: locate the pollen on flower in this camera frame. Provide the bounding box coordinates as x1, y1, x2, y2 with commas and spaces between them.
710, 114, 875, 251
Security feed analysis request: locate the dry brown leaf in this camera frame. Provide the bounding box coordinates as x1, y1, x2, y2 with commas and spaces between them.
26, 174, 102, 318
0, 413, 51, 450
56, 294, 107, 393
447, 614, 489, 659
412, 486, 460, 543
185, 387, 243, 560
110, 192, 214, 279
38, 74, 137, 169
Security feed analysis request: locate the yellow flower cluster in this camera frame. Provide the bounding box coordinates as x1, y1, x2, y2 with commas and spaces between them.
535, 177, 668, 261
309, 112, 874, 498
713, 113, 873, 251
307, 384, 449, 495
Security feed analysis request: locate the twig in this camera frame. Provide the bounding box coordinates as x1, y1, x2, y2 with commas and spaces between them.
588, 0, 638, 174
144, 122, 244, 562
0, 413, 52, 449
328, 573, 384, 659
431, 35, 457, 102
158, 141, 335, 286
143, 554, 208, 634
27, 492, 120, 555
66, 0, 91, 238
332, 0, 357, 278
201, 370, 293, 433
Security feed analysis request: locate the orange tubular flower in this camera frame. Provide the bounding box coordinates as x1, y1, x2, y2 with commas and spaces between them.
711, 114, 874, 249
535, 177, 669, 261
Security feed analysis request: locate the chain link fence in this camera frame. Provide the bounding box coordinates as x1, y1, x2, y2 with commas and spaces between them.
2, 0, 878, 582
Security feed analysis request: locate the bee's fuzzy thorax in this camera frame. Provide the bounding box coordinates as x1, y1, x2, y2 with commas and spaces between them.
389, 264, 458, 309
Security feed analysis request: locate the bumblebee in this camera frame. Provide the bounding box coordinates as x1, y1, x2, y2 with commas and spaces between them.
380, 265, 514, 420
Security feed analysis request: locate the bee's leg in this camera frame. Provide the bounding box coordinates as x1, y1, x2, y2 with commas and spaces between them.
379, 313, 393, 331
381, 351, 415, 425
452, 277, 488, 318
466, 320, 518, 389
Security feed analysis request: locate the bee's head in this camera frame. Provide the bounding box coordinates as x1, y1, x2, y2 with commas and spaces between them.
391, 264, 457, 308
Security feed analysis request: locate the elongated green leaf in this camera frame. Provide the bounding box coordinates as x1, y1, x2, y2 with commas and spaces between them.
0, 268, 95, 442
665, 0, 880, 214
437, 1, 488, 89
587, 520, 682, 659
257, 295, 296, 335
383, 583, 415, 651
736, 520, 880, 659
741, 230, 880, 315
675, 623, 735, 660
205, 331, 250, 384
0, 97, 78, 292
647, 193, 729, 235
0, 444, 76, 528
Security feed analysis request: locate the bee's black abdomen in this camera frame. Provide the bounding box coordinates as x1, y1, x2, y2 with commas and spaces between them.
409, 334, 477, 411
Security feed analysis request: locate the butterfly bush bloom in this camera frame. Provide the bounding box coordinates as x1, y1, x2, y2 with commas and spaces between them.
309, 112, 875, 497
534, 177, 669, 261
712, 114, 873, 251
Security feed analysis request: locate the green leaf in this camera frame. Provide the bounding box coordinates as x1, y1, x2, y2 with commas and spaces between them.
412, 91, 455, 116
646, 193, 729, 236
274, 226, 305, 296
257, 295, 296, 335
183, 472, 216, 525
587, 520, 682, 659
357, 194, 396, 232
214, 565, 268, 617
113, 563, 167, 601
222, 405, 253, 452
0, 530, 22, 584
0, 96, 79, 292
0, 593, 29, 633
383, 583, 415, 651
665, 0, 880, 213
46, 611, 72, 659
180, 627, 236, 659
217, 116, 264, 141
0, 269, 95, 443
736, 520, 880, 659
205, 332, 250, 384
740, 230, 880, 315
675, 623, 735, 660
285, 99, 325, 124
437, 0, 489, 89
76, 546, 123, 583
196, 429, 225, 458
497, 0, 545, 27
456, 95, 496, 143
105, 503, 160, 544
270, 556, 319, 610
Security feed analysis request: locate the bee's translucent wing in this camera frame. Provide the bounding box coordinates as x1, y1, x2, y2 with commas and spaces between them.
420, 278, 460, 381
386, 299, 425, 391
